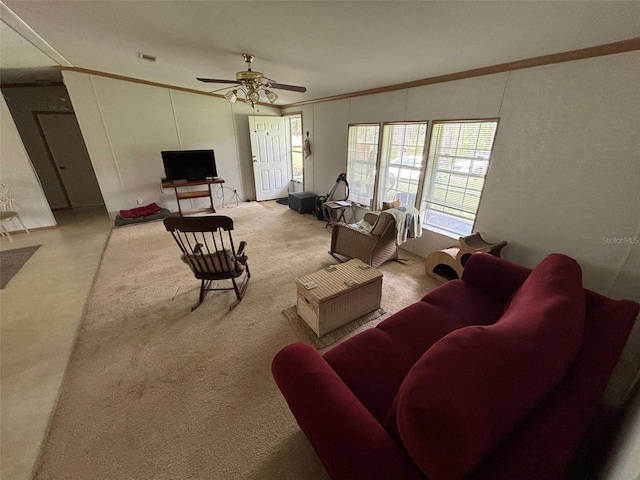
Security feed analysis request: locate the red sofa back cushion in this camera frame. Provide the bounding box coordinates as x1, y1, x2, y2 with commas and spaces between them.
468, 290, 640, 480
394, 254, 586, 480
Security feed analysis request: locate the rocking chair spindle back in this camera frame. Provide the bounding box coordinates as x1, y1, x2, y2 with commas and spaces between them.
164, 215, 250, 310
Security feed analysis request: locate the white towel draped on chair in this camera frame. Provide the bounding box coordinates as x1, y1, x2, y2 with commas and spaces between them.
379, 206, 422, 245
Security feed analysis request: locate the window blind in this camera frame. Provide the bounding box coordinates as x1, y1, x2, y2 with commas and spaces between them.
378, 123, 427, 208
422, 121, 498, 237
346, 124, 380, 208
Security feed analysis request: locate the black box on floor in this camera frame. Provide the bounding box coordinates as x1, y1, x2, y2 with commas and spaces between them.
289, 192, 318, 214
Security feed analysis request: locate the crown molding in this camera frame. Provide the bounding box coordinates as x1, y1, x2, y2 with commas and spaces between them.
281, 37, 640, 108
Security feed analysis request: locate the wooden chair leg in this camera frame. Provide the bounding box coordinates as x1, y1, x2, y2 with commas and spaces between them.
16, 215, 30, 234
192, 279, 211, 311
229, 279, 242, 310
229, 270, 250, 310
232, 278, 241, 300
0, 222, 14, 243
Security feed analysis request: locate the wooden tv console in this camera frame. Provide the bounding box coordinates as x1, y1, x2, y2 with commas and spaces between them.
161, 178, 225, 215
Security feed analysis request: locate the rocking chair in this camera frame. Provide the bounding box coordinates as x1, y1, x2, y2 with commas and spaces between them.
164, 215, 250, 311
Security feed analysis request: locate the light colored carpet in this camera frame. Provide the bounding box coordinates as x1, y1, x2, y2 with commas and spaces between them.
33, 201, 440, 479
283, 306, 387, 350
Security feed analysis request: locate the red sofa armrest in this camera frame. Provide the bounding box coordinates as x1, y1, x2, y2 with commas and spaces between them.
272, 343, 424, 480
461, 252, 531, 301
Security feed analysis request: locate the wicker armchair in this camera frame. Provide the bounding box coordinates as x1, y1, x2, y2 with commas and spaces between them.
329, 211, 398, 268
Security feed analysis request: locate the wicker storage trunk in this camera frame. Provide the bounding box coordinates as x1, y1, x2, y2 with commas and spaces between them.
296, 259, 383, 337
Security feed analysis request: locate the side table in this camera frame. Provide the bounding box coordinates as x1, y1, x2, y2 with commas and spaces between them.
161, 178, 225, 215
323, 200, 352, 229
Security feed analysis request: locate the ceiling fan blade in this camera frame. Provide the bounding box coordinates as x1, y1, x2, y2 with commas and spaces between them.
269, 83, 307, 93
209, 85, 238, 94
196, 78, 241, 84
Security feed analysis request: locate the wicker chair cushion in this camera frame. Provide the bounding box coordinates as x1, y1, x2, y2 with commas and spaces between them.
371, 212, 394, 236
181, 249, 239, 274
382, 199, 401, 210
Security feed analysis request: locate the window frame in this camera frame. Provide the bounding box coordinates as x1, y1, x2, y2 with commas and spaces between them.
377, 121, 429, 210
284, 112, 304, 187
345, 123, 382, 209
420, 118, 500, 238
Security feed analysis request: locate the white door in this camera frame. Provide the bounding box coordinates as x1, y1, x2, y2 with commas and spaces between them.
37, 113, 104, 208
249, 116, 290, 201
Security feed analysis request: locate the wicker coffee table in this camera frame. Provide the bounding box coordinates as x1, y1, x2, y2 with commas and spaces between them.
296, 259, 383, 337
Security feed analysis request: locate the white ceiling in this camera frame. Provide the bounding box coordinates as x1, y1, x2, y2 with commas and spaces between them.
1, 1, 639, 105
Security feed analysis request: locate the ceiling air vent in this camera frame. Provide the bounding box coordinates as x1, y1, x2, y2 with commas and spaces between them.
137, 52, 158, 63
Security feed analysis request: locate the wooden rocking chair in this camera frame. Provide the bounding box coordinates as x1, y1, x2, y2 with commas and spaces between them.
164, 215, 250, 311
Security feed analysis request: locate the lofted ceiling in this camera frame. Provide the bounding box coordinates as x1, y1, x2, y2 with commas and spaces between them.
1, 1, 639, 105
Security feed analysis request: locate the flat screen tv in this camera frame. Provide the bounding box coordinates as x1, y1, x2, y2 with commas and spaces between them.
161, 149, 217, 181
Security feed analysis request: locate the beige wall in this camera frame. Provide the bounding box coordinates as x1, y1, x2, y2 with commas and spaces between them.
0, 95, 55, 230
478, 54, 640, 297
62, 71, 280, 216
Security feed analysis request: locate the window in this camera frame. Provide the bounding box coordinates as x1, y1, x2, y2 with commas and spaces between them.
346, 124, 380, 208
421, 120, 498, 238
286, 114, 303, 184
378, 123, 427, 208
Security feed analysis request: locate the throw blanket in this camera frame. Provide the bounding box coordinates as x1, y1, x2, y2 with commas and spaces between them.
114, 208, 171, 227
383, 206, 422, 245
119, 202, 162, 219
351, 218, 374, 234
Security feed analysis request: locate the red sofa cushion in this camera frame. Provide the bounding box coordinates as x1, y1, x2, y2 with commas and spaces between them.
468, 290, 640, 480
394, 254, 586, 480
324, 279, 506, 423
271, 342, 425, 480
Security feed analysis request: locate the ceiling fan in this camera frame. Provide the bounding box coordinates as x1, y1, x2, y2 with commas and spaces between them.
197, 53, 307, 107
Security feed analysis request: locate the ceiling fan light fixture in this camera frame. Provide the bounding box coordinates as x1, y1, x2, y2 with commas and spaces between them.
224, 89, 238, 103
265, 89, 278, 103
200, 54, 306, 108
247, 89, 261, 105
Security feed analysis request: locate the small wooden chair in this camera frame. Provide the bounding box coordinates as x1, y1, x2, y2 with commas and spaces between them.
0, 183, 30, 243
425, 233, 507, 283
164, 215, 250, 310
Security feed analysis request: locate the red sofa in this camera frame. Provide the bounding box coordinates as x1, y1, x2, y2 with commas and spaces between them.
272, 253, 639, 480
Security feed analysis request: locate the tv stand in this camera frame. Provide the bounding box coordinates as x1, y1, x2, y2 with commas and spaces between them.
161, 178, 225, 215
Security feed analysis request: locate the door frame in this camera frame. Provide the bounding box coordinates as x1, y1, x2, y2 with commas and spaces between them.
33, 111, 74, 209
33, 110, 104, 210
